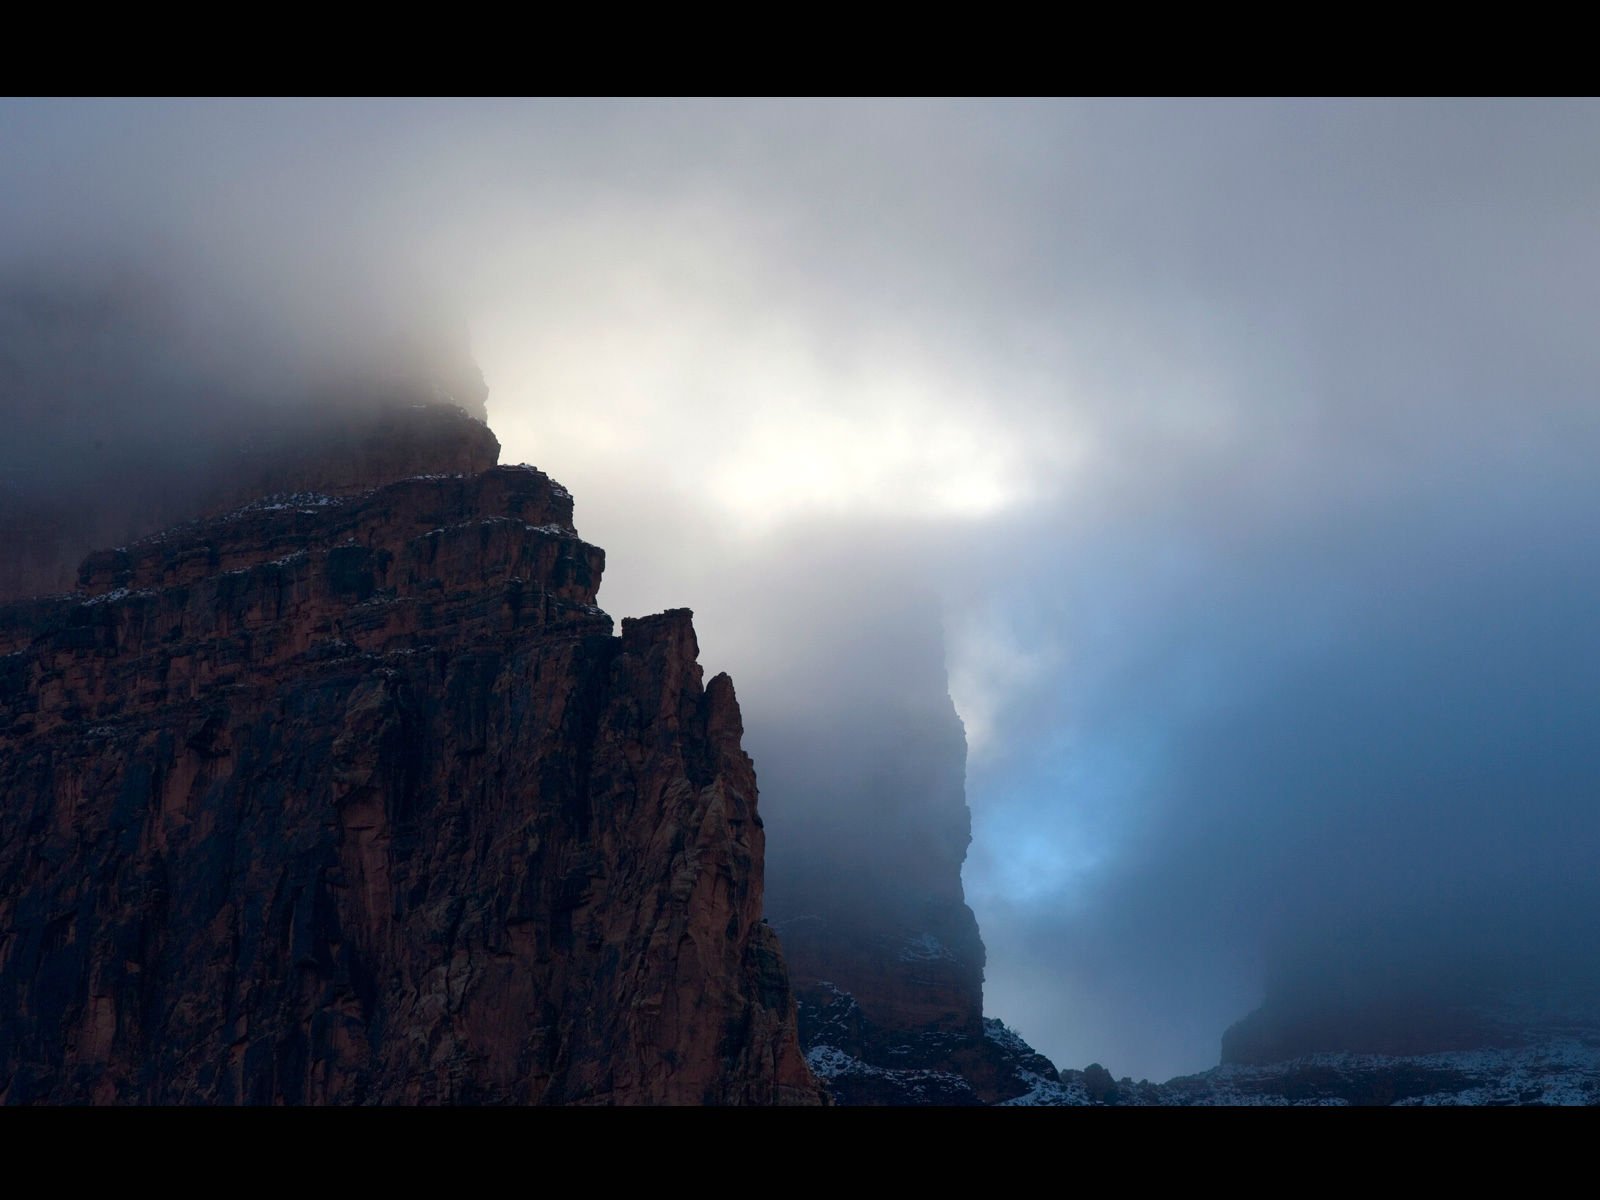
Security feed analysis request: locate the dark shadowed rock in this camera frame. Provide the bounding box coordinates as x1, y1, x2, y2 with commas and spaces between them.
757, 606, 1055, 1103
1082, 1062, 1118, 1104
0, 404, 501, 603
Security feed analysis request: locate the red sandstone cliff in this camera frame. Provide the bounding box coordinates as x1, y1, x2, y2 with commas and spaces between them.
0, 405, 821, 1104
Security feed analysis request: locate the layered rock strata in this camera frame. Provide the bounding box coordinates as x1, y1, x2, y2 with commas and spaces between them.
0, 407, 821, 1105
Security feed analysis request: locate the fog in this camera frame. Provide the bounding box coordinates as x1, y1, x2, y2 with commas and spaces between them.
4, 98, 1600, 1080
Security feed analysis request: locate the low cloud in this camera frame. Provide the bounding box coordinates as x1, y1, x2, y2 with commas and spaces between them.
7, 99, 1600, 1082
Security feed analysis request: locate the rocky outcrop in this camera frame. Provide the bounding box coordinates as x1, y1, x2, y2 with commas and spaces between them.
1099, 1017, 1600, 1105
755, 598, 1007, 1101
0, 406, 821, 1104
1206, 962, 1600, 1104
0, 404, 500, 603
840, 1017, 1600, 1107
798, 985, 1073, 1105
193, 402, 501, 521
1220, 991, 1515, 1067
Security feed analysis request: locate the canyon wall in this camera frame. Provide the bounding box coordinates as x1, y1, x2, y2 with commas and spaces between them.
0, 405, 821, 1104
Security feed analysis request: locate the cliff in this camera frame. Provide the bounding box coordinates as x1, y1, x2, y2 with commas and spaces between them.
766, 682, 985, 1041
754, 596, 1060, 1104
0, 404, 821, 1104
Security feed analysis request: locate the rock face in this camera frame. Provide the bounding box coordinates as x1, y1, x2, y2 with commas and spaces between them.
0, 405, 821, 1104
754, 597, 1027, 1103
766, 683, 985, 1041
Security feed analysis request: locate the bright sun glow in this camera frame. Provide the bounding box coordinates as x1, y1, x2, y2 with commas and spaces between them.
476, 324, 1075, 535
462, 200, 1082, 538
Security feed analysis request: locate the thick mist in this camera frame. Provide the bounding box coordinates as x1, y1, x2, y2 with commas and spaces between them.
5, 99, 1600, 1081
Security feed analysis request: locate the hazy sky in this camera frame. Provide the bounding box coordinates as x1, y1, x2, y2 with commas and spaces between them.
5, 98, 1600, 1080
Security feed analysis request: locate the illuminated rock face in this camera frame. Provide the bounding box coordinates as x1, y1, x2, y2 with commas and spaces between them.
0, 406, 821, 1105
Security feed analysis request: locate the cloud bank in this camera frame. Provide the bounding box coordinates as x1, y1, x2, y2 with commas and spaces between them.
5, 98, 1600, 1080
